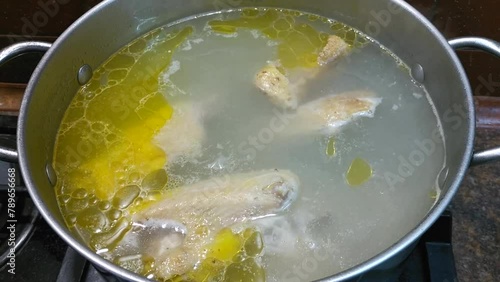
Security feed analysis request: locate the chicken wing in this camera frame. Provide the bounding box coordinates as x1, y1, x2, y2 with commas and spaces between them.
290, 91, 382, 135
254, 35, 350, 109
254, 64, 297, 110
318, 35, 350, 66
123, 169, 300, 279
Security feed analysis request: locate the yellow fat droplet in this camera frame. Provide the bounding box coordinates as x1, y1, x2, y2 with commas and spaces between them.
346, 158, 372, 187
208, 8, 329, 69
54, 26, 193, 202
90, 218, 131, 251
326, 138, 336, 157
224, 258, 265, 282
112, 185, 141, 209
207, 228, 243, 262
171, 228, 265, 281
76, 207, 108, 233
141, 169, 169, 191
244, 231, 263, 257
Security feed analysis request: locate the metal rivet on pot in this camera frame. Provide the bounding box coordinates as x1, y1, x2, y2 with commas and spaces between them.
77, 64, 93, 85
46, 162, 57, 186
411, 63, 425, 83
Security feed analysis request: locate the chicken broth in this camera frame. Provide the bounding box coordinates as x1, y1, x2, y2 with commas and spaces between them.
53, 8, 446, 282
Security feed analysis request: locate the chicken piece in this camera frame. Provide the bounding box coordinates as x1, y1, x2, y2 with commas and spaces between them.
254, 65, 323, 110
254, 36, 349, 109
125, 169, 300, 279
154, 103, 205, 164
318, 35, 350, 66
290, 91, 382, 135
254, 64, 298, 110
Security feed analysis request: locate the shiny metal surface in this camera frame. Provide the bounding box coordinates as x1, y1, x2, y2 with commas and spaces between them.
45, 162, 58, 186
0, 41, 51, 64
410, 63, 425, 83
77, 64, 93, 86
0, 42, 51, 162
449, 37, 500, 56
472, 148, 500, 166
449, 37, 500, 166
1, 0, 494, 281
0, 134, 18, 162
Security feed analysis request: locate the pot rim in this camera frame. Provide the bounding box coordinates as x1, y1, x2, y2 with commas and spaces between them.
17, 0, 475, 281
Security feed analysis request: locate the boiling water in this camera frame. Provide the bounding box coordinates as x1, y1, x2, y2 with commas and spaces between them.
53, 8, 446, 282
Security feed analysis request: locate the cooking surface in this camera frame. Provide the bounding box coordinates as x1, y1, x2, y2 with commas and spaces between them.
450, 129, 500, 281
0, 0, 499, 281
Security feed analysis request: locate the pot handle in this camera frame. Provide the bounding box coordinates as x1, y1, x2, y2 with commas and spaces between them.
0, 41, 52, 162
448, 37, 500, 166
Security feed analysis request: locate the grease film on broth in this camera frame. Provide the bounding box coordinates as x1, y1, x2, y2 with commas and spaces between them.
53, 8, 446, 282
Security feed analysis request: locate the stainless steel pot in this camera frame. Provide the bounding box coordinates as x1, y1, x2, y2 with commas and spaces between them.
0, 0, 499, 281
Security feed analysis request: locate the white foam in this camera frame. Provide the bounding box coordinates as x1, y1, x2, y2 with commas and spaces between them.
181, 38, 204, 51
162, 60, 181, 80
159, 60, 188, 97
215, 31, 239, 38
181, 41, 192, 51
250, 29, 262, 39
267, 40, 279, 47
154, 103, 206, 165
413, 92, 423, 99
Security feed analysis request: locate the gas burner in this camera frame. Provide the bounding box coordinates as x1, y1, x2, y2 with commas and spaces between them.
0, 118, 17, 135
0, 161, 39, 270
